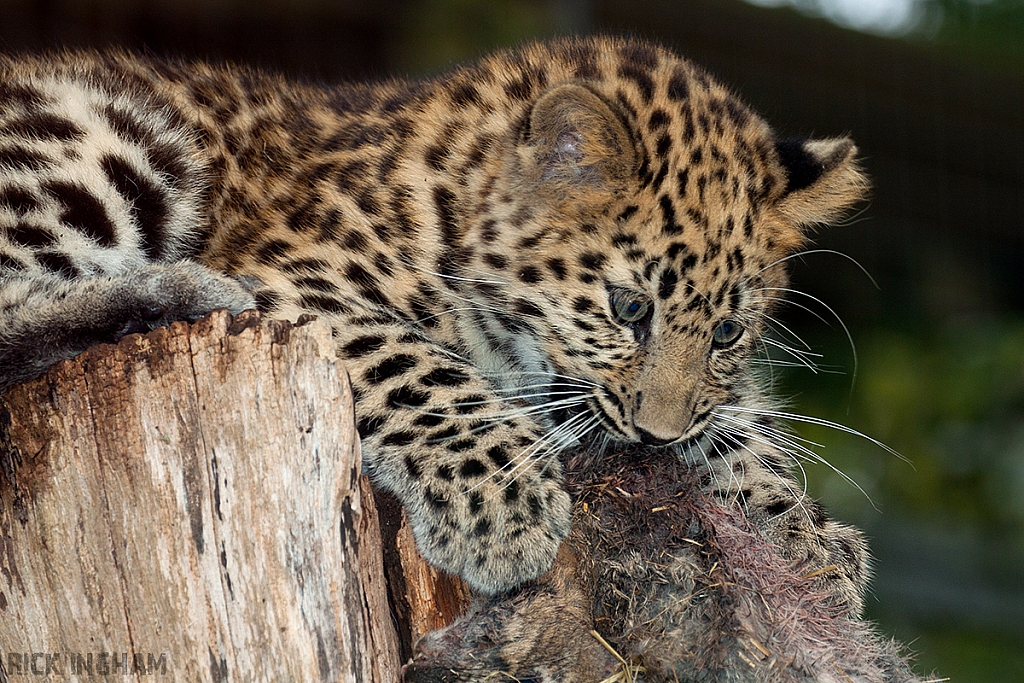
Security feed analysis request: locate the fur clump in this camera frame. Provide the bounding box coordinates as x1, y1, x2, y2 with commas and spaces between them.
405, 447, 926, 683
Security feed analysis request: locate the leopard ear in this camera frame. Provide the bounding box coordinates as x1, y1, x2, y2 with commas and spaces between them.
773, 137, 868, 228
520, 84, 636, 193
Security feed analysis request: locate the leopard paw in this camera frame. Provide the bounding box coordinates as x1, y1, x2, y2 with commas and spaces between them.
408, 469, 572, 595
115, 261, 256, 337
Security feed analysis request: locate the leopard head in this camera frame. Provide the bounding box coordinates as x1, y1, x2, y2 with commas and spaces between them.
464, 42, 867, 449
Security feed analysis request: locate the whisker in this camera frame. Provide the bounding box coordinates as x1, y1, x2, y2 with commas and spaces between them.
753, 308, 816, 351
759, 337, 823, 360
428, 390, 589, 409
712, 413, 877, 510
461, 265, 512, 285
706, 422, 818, 523
751, 336, 779, 394
759, 338, 822, 373
757, 294, 836, 335
713, 414, 823, 469
475, 369, 602, 389
831, 204, 874, 229
529, 413, 603, 483
497, 414, 591, 490
410, 395, 590, 428
749, 358, 840, 371
718, 405, 908, 464
685, 436, 723, 496
406, 263, 507, 286
489, 381, 597, 394
755, 248, 880, 291
760, 286, 860, 391
471, 411, 591, 493
413, 305, 499, 325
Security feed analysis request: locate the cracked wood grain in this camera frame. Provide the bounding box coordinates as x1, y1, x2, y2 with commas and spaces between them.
0, 310, 403, 682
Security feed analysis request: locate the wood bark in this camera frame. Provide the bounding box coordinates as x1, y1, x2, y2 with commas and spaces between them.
0, 310, 464, 682
374, 491, 472, 664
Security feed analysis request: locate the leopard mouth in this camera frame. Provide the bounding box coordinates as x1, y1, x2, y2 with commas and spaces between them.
580, 394, 635, 443
571, 397, 723, 451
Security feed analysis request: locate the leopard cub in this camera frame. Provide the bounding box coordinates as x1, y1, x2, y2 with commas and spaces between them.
0, 37, 868, 599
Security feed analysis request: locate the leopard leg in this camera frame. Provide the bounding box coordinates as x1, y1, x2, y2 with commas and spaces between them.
326, 310, 573, 594
0, 262, 254, 392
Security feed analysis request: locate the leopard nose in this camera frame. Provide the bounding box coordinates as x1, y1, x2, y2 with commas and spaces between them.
636, 427, 675, 446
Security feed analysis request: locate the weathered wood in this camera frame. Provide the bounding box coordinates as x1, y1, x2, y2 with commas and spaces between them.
0, 310, 402, 682
393, 516, 470, 646
375, 491, 471, 662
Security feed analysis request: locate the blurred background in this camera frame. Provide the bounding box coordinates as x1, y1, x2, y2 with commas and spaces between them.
2, 0, 1020, 679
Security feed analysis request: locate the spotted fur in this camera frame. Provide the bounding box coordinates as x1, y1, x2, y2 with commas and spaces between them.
0, 38, 868, 600
407, 447, 920, 683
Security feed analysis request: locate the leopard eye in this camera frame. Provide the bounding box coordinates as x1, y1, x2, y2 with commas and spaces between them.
712, 319, 744, 348
609, 290, 651, 325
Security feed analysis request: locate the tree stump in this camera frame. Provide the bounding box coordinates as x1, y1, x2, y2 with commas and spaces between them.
0, 310, 465, 681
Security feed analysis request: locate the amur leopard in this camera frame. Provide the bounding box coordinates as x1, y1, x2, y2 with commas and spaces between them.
0, 38, 871, 610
